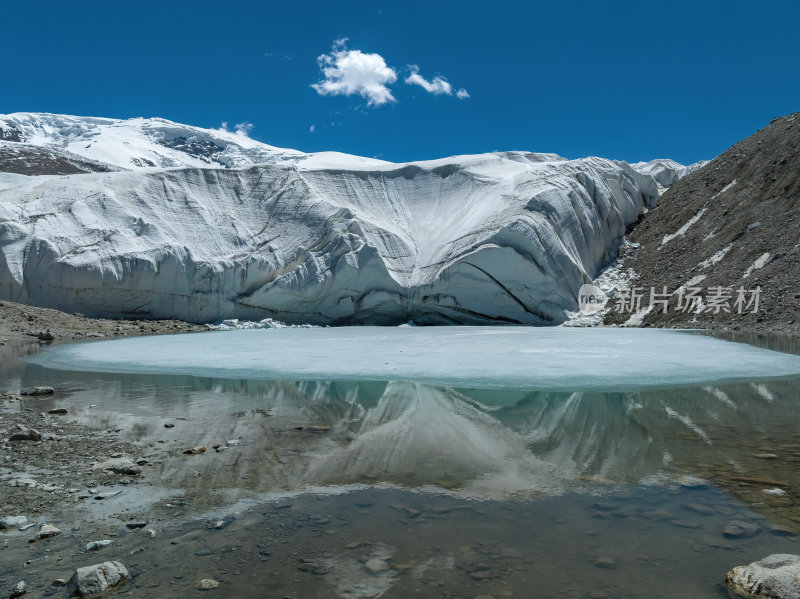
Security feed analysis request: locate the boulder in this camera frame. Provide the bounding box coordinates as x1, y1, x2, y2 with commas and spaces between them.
8, 581, 26, 598
20, 386, 54, 396
726, 554, 800, 598
0, 515, 28, 530
85, 540, 113, 551
69, 561, 129, 597
9, 425, 42, 442
92, 458, 141, 475
28, 524, 60, 542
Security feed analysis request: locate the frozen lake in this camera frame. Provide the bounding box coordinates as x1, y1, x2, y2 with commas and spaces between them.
27, 326, 800, 390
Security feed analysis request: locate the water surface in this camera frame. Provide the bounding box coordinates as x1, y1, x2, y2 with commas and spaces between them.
1, 329, 800, 598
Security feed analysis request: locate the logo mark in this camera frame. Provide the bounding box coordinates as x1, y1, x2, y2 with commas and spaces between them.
578, 284, 608, 315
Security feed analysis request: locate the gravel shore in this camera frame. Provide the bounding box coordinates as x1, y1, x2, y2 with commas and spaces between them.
0, 299, 206, 347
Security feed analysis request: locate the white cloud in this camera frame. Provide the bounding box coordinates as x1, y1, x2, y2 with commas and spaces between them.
311, 39, 397, 106
234, 122, 253, 137
456, 88, 470, 100
216, 121, 254, 137
405, 65, 452, 95
309, 124, 315, 133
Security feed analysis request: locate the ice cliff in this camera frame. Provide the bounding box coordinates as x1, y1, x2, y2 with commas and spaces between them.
0, 113, 667, 325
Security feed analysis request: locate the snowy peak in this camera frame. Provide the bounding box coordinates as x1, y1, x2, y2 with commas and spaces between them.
0, 112, 303, 171
627, 158, 709, 193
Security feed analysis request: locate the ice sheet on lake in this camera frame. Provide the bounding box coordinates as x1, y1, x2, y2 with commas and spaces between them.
28, 327, 800, 391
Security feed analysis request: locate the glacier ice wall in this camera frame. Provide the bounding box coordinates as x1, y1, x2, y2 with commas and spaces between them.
0, 151, 657, 324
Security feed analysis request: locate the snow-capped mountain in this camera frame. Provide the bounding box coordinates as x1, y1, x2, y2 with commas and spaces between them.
628, 158, 709, 194
0, 112, 696, 325
0, 112, 306, 170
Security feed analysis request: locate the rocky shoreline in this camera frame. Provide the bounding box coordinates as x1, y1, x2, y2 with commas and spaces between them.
0, 300, 206, 347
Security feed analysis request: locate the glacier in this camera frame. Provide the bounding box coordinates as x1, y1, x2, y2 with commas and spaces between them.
28, 328, 800, 390
0, 112, 677, 325
628, 158, 709, 194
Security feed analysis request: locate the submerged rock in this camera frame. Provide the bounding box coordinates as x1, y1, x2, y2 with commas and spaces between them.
723, 520, 761, 539
726, 554, 800, 598
85, 540, 113, 551
196, 579, 220, 591
364, 558, 390, 575
593, 557, 617, 569
8, 581, 26, 598
69, 561, 129, 597
28, 523, 60, 542
20, 386, 54, 396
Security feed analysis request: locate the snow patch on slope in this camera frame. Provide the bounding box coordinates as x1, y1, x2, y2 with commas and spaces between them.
661, 206, 707, 246
699, 244, 733, 269
743, 252, 772, 278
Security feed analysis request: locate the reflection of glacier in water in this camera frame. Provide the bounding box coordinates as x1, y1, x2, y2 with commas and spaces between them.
304, 383, 568, 498
13, 356, 799, 503
300, 379, 800, 501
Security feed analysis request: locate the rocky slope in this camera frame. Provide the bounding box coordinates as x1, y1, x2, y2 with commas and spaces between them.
604, 112, 800, 334
0, 113, 668, 325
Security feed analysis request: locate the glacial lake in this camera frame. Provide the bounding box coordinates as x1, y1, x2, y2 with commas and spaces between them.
2, 327, 800, 598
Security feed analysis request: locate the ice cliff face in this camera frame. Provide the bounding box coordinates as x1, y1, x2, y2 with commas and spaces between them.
0, 113, 663, 325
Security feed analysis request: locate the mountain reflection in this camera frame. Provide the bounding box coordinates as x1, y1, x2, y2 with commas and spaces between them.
10, 362, 799, 501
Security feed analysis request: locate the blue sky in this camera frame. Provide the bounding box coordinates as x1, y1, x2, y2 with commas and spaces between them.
3, 0, 798, 164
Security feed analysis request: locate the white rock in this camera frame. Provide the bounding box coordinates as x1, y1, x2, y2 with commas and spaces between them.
364, 558, 390, 574
85, 540, 113, 551
8, 580, 26, 598
196, 579, 220, 591
28, 523, 60, 542
726, 554, 800, 599
69, 561, 129, 597
92, 457, 141, 475
0, 113, 660, 325
0, 515, 27, 529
